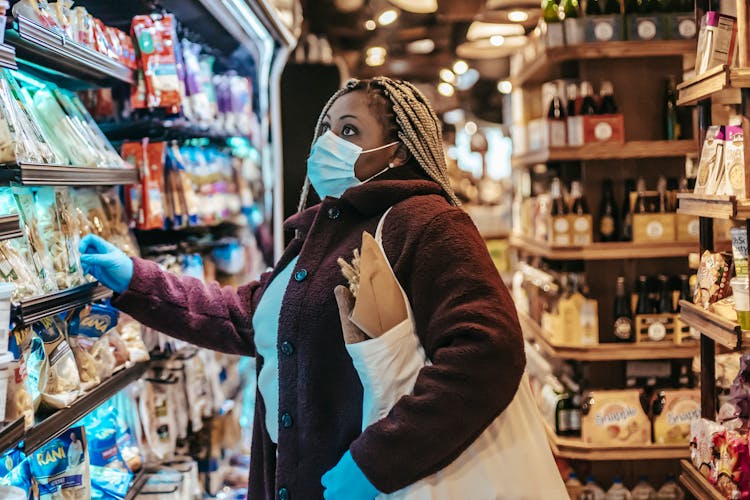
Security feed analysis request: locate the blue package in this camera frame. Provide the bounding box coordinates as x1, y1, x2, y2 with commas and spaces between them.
87, 413, 127, 471
69, 304, 119, 339
0, 448, 36, 498
30, 426, 89, 499
90, 465, 132, 500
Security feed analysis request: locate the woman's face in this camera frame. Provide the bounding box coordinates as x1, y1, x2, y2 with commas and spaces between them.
321, 90, 405, 181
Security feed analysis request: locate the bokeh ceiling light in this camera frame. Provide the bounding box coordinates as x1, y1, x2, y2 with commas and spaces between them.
452, 60, 469, 75
366, 55, 386, 66
378, 9, 399, 25
386, 0, 437, 13
507, 10, 530, 22
456, 35, 527, 59
465, 121, 478, 135
437, 82, 455, 97
490, 35, 505, 46
366, 46, 387, 59
406, 38, 435, 54
497, 80, 513, 94
466, 21, 525, 40
455, 68, 480, 91
439, 68, 456, 84
364, 19, 377, 30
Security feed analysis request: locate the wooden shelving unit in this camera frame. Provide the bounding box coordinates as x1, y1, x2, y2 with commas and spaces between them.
679, 300, 750, 351
511, 140, 697, 167
510, 233, 697, 260
679, 460, 725, 500
543, 421, 689, 461
677, 193, 750, 220
511, 40, 697, 87
519, 312, 698, 361
677, 64, 750, 106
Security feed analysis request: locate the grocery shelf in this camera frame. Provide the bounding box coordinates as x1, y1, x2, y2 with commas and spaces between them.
12, 282, 112, 328
511, 40, 697, 87
677, 64, 750, 106
677, 193, 750, 220
0, 417, 27, 457
0, 214, 23, 241
0, 162, 139, 186
125, 468, 150, 500
679, 300, 750, 351
519, 312, 698, 361
543, 421, 689, 461
511, 140, 697, 167
679, 460, 724, 500
99, 118, 240, 143
23, 362, 148, 454
509, 233, 697, 260
6, 16, 134, 88
0, 43, 17, 70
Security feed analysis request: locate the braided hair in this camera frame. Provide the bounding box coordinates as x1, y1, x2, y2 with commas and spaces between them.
297, 77, 460, 212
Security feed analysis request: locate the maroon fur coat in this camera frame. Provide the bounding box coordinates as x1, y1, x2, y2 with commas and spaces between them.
112, 165, 525, 499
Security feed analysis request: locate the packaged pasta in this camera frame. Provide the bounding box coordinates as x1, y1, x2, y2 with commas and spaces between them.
23, 329, 46, 412
82, 409, 128, 472
0, 449, 36, 498
69, 304, 118, 378
139, 377, 177, 461
0, 239, 44, 301
11, 0, 61, 31
32, 316, 81, 409
13, 188, 57, 293
54, 188, 86, 286
6, 328, 36, 428
90, 465, 132, 499
112, 386, 145, 473
99, 189, 139, 257
30, 426, 90, 500
106, 329, 129, 368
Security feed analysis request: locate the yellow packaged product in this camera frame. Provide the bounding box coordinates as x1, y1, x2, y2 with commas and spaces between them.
581, 389, 651, 445
652, 389, 701, 444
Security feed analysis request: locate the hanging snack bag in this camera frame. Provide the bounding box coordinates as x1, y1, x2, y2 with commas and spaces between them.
0, 449, 36, 498
131, 14, 181, 109
112, 387, 145, 472
117, 315, 149, 363
30, 426, 90, 500
141, 141, 166, 230
33, 315, 81, 409
13, 188, 57, 293
35, 187, 84, 289
139, 377, 177, 461
694, 250, 734, 309
11, 0, 61, 31
83, 409, 128, 472
6, 327, 36, 428
68, 304, 119, 390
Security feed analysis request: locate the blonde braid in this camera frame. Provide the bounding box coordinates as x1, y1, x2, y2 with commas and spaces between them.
297, 77, 459, 212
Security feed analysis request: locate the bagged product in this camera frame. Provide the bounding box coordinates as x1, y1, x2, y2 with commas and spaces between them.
11, 0, 61, 31
139, 377, 177, 461
0, 449, 36, 498
150, 360, 189, 440
111, 387, 145, 472
48, 1, 74, 39
691, 418, 726, 479
695, 126, 726, 195
6, 327, 36, 428
53, 188, 86, 286
131, 14, 181, 109
68, 304, 119, 390
82, 409, 128, 471
32, 315, 81, 409
30, 426, 90, 500
90, 465, 132, 500
98, 189, 139, 258
713, 430, 750, 498
13, 188, 57, 293
24, 329, 46, 412
694, 250, 734, 309
0, 239, 45, 301
117, 315, 149, 363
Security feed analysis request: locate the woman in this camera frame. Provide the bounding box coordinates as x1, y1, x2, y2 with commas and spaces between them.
81, 77, 534, 499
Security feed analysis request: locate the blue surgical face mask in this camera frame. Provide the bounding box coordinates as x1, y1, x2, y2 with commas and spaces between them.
307, 130, 399, 199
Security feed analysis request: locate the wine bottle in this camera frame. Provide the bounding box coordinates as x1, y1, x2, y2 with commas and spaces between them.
566, 83, 579, 118
579, 81, 598, 115
635, 275, 652, 314
677, 274, 690, 312
664, 76, 681, 140
551, 177, 568, 216
635, 177, 649, 214
599, 179, 618, 242
657, 275, 675, 313
614, 276, 635, 342
620, 178, 635, 241
548, 88, 566, 120
570, 181, 589, 214
586, 0, 603, 15
598, 81, 618, 114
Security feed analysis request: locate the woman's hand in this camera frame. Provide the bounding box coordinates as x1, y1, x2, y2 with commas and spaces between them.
79, 234, 133, 294
321, 450, 380, 500
334, 285, 369, 344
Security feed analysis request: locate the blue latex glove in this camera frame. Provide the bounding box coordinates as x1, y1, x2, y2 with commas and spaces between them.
79, 234, 133, 294
321, 450, 380, 500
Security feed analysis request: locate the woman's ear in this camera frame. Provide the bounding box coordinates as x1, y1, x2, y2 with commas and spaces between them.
390, 143, 410, 168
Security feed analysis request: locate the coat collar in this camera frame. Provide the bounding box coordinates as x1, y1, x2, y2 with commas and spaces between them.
284, 164, 447, 235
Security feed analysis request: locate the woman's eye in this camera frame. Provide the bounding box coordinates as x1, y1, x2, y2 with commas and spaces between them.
342, 125, 357, 137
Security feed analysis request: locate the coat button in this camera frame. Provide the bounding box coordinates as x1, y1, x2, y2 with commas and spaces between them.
281, 412, 293, 428
278, 487, 289, 500
280, 341, 294, 356
327, 207, 340, 220
294, 269, 308, 282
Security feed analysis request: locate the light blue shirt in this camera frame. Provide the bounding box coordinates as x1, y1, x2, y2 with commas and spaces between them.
252, 256, 299, 444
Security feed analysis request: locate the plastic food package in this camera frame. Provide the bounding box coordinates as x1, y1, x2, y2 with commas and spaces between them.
13, 187, 57, 293
150, 360, 189, 440
691, 418, 725, 479
82, 408, 128, 471
12, 0, 61, 31
6, 327, 36, 428
111, 386, 145, 473
90, 465, 132, 499
106, 329, 129, 368
48, 1, 74, 39
117, 315, 149, 363
35, 187, 85, 289
73, 188, 111, 239
695, 250, 734, 309
98, 189, 139, 257
68, 304, 119, 390
0, 240, 44, 301
73, 6, 93, 48
30, 426, 90, 500
181, 349, 208, 432
713, 430, 750, 498
131, 14, 181, 109
720, 353, 750, 430
139, 377, 177, 461
32, 315, 81, 409
0, 449, 36, 497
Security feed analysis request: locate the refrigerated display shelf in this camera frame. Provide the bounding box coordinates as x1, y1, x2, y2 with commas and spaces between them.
543, 421, 689, 461
0, 417, 27, 457
6, 16, 134, 88
679, 460, 724, 499
99, 118, 239, 142
677, 193, 750, 220
12, 282, 112, 328
519, 312, 698, 361
511, 40, 697, 87
679, 300, 750, 351
22, 362, 148, 454
0, 214, 23, 241
0, 162, 138, 186
511, 140, 697, 167
509, 233, 697, 260
677, 64, 750, 106
0, 43, 17, 70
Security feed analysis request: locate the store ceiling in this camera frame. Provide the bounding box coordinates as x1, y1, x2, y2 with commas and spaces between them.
302, 0, 538, 82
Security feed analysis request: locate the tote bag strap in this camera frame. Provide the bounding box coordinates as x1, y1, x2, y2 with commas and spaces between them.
374, 206, 394, 245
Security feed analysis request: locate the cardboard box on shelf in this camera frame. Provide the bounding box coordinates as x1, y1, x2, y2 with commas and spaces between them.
695, 11, 737, 75
584, 14, 625, 42
667, 13, 697, 39
568, 114, 625, 146
633, 213, 676, 243
652, 389, 701, 445
676, 214, 700, 242
582, 389, 652, 445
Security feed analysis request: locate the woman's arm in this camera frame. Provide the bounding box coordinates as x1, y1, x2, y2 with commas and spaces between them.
111, 257, 271, 355
349, 209, 525, 493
